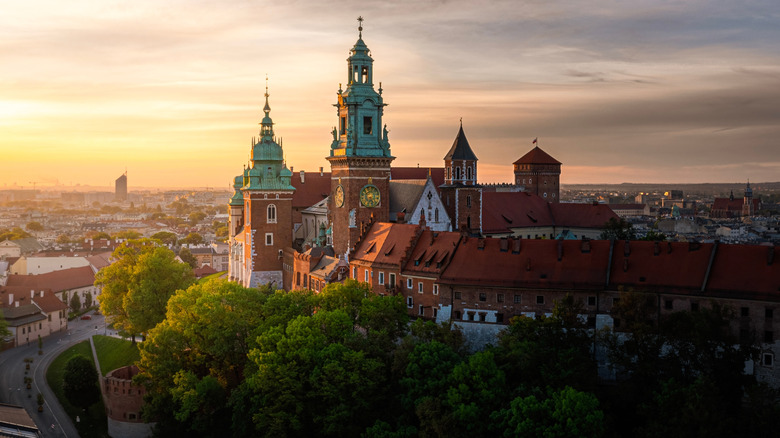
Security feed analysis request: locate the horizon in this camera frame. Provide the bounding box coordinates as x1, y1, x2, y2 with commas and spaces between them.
2, 1, 779, 188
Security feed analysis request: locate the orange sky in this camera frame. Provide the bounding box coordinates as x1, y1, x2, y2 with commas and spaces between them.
2, 1, 779, 190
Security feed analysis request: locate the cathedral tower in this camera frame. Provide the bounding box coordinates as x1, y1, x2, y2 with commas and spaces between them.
440, 123, 482, 234
228, 83, 295, 288
327, 18, 394, 255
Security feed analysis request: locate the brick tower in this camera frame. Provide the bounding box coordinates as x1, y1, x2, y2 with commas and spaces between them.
227, 83, 295, 288
327, 18, 394, 255
513, 142, 561, 202
440, 123, 482, 234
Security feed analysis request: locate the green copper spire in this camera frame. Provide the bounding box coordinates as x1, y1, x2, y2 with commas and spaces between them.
260, 76, 274, 140
329, 17, 392, 159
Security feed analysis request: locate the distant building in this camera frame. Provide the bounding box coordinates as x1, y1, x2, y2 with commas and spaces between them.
711, 182, 761, 218
0, 403, 40, 437
115, 172, 127, 202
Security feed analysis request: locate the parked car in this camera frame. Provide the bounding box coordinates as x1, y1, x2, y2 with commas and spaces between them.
80, 315, 92, 320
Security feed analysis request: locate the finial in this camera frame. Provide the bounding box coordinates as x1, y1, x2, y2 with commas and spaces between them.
459, 117, 462, 127
357, 16, 364, 38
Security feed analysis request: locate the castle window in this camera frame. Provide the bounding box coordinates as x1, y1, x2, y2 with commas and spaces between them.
529, 178, 532, 184
340, 115, 346, 134
378, 272, 385, 285
467, 166, 472, 180
479, 293, 486, 301
454, 310, 462, 319
433, 284, 439, 295
267, 204, 277, 223
514, 294, 521, 303
265, 233, 273, 246
363, 116, 373, 135
435, 208, 439, 222
407, 296, 413, 308
763, 353, 774, 367
365, 269, 369, 282
536, 295, 544, 304
353, 266, 357, 278
353, 65, 359, 82
361, 66, 369, 83
497, 293, 504, 303
543, 193, 548, 198
466, 195, 472, 208
433, 307, 438, 318
419, 305, 424, 315
455, 167, 461, 180
389, 273, 396, 287
418, 282, 423, 294
407, 278, 413, 289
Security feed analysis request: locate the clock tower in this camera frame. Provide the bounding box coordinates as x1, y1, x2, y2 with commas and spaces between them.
327, 18, 394, 255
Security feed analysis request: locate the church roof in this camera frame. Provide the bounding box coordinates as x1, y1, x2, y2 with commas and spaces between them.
443, 126, 478, 161
389, 180, 427, 219
391, 167, 445, 188
513, 146, 561, 165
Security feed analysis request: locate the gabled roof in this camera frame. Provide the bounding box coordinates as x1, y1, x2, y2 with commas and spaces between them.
351, 222, 420, 267
6, 265, 96, 293
7, 237, 43, 254
482, 192, 618, 234
440, 238, 611, 290
291, 171, 331, 209
608, 241, 711, 292
706, 244, 779, 299
513, 146, 561, 165
482, 192, 553, 234
389, 180, 426, 218
392, 167, 445, 188
444, 126, 478, 161
403, 230, 462, 276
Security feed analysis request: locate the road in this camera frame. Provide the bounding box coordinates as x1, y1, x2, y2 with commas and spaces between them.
0, 314, 108, 438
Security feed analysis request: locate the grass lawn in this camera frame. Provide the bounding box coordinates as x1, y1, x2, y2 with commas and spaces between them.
46, 340, 108, 438
93, 335, 141, 376
198, 271, 227, 283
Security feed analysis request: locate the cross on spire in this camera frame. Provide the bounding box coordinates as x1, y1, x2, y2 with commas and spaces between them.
357, 16, 364, 37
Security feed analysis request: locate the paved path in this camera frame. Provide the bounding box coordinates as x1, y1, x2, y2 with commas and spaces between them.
0, 314, 111, 437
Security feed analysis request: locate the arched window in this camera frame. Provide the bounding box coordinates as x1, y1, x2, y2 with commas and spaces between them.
455, 167, 461, 180
267, 204, 277, 223
466, 166, 472, 180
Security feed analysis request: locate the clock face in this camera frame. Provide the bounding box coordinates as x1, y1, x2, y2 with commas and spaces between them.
334, 185, 345, 207
360, 185, 381, 208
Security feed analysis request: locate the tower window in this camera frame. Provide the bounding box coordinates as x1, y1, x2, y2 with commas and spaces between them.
363, 116, 373, 135
265, 233, 273, 246
361, 66, 369, 83
353, 66, 359, 82
467, 166, 472, 180
340, 116, 346, 134
466, 195, 472, 208
267, 204, 277, 223
455, 167, 461, 180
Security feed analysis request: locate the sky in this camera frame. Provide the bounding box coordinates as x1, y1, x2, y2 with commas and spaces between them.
2, 0, 779, 190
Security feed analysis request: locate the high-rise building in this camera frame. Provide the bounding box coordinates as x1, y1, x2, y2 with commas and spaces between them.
115, 172, 127, 201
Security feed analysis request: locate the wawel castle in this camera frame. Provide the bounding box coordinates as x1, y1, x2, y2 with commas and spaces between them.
227, 24, 780, 382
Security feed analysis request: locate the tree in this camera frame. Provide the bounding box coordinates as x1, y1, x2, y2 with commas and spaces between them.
95, 239, 194, 340
599, 217, 636, 240
56, 234, 71, 245
0, 227, 31, 241
180, 232, 204, 246
63, 355, 101, 410
112, 230, 141, 240
0, 309, 10, 348
189, 211, 207, 226
26, 221, 44, 232
494, 386, 605, 438
87, 231, 111, 240
151, 231, 178, 246
69, 293, 81, 314
179, 247, 198, 268
640, 229, 667, 241
84, 291, 92, 309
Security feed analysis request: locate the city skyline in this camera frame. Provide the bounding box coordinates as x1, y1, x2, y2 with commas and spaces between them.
2, 0, 779, 189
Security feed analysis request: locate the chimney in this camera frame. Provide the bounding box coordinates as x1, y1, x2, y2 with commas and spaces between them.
40, 290, 44, 298
319, 167, 323, 176
31, 289, 34, 299
300, 170, 305, 183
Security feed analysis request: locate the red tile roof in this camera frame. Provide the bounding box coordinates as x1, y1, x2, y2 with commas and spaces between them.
392, 167, 445, 188
351, 222, 420, 268
608, 241, 711, 292
513, 146, 561, 165
291, 171, 331, 209
482, 193, 616, 234
5, 266, 96, 293
706, 244, 780, 300
440, 238, 611, 290
403, 230, 462, 276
